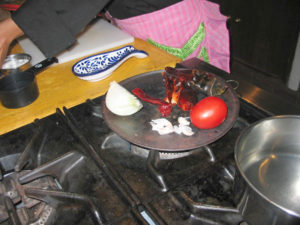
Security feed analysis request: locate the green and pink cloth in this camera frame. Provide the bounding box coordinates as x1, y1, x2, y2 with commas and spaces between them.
107, 0, 230, 72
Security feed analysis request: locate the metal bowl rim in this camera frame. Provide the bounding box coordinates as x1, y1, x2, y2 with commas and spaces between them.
2, 53, 32, 69
234, 114, 300, 217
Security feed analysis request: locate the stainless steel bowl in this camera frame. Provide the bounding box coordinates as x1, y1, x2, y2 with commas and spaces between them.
235, 115, 300, 225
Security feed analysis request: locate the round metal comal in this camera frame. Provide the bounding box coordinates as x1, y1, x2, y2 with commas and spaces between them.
102, 70, 240, 152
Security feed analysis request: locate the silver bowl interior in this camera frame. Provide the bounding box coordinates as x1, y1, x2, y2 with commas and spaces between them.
235, 115, 300, 216
1, 54, 31, 70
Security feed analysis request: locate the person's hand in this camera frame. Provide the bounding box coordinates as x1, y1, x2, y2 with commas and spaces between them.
0, 17, 24, 68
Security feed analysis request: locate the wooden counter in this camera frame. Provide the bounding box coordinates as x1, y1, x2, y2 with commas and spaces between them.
0, 38, 181, 135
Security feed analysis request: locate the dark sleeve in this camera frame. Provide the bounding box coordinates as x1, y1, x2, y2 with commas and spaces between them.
107, 0, 182, 19
11, 0, 110, 58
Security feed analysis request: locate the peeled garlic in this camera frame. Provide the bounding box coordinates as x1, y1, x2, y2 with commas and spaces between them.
150, 117, 194, 136
150, 118, 174, 135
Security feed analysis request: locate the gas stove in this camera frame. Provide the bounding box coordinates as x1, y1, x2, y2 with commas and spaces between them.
0, 59, 272, 225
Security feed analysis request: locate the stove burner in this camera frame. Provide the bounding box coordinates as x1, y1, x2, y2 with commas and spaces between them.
0, 118, 108, 225
101, 132, 216, 161
131, 145, 216, 161
0, 170, 57, 225
100, 131, 218, 193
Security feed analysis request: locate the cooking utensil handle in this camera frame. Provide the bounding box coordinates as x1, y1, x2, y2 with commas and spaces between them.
226, 79, 239, 90
26, 57, 58, 75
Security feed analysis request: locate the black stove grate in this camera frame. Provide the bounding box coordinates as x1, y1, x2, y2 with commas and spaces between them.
0, 60, 272, 225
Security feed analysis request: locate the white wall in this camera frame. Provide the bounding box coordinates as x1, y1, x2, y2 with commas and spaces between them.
287, 33, 300, 91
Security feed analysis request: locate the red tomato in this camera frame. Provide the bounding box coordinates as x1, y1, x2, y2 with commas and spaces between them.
190, 96, 228, 129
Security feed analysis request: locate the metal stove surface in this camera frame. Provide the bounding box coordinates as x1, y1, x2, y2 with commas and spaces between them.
0, 57, 275, 225
0, 92, 270, 225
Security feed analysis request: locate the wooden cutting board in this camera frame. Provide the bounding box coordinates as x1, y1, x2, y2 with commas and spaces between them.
0, 39, 182, 135
18, 18, 134, 65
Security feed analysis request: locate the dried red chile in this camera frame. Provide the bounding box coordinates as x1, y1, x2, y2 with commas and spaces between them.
132, 67, 198, 117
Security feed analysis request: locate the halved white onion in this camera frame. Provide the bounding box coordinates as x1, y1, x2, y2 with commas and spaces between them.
105, 81, 143, 116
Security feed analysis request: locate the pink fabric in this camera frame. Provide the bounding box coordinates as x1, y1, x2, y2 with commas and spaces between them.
106, 0, 230, 73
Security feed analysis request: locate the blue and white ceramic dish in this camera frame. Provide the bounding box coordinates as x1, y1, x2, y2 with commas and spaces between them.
72, 45, 148, 82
